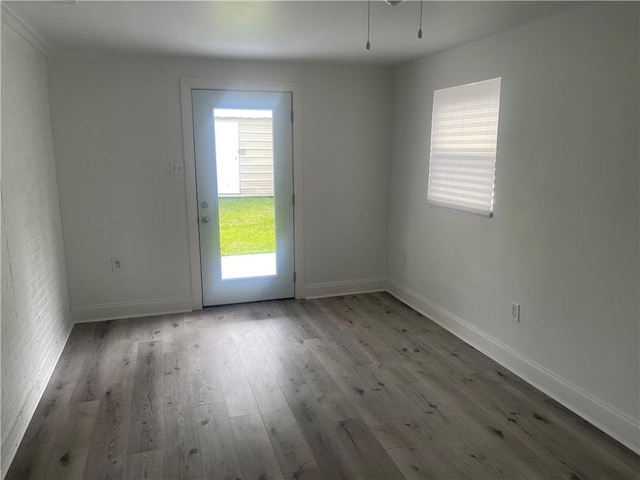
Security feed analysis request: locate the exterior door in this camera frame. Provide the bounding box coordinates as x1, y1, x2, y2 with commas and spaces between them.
192, 89, 294, 306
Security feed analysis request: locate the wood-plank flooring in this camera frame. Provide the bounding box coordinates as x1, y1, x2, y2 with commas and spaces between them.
6, 293, 639, 479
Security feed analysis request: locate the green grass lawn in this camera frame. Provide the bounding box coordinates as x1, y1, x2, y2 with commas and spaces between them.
218, 196, 275, 256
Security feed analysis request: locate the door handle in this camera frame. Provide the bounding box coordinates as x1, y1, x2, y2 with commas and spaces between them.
201, 216, 209, 224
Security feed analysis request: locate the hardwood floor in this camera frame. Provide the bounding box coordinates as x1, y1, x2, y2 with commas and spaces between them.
6, 293, 639, 479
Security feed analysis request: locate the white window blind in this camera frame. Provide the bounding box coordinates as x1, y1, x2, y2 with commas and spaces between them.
427, 77, 501, 217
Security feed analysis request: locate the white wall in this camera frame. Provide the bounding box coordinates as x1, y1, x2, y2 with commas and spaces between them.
1, 9, 71, 476
47, 54, 392, 319
388, 3, 639, 451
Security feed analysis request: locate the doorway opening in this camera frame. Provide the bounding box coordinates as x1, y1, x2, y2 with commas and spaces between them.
192, 89, 294, 306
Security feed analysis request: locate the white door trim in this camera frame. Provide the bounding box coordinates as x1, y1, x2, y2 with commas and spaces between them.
180, 77, 304, 310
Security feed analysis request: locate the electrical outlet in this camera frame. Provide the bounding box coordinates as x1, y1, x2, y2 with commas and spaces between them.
510, 302, 520, 323
111, 257, 122, 272
170, 163, 184, 175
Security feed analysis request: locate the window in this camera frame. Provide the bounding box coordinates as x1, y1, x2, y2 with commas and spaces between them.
427, 77, 501, 217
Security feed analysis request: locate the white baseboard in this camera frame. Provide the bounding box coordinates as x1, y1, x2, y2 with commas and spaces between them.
304, 277, 387, 299
1, 320, 73, 480
387, 278, 640, 455
3, 297, 191, 476
71, 296, 193, 323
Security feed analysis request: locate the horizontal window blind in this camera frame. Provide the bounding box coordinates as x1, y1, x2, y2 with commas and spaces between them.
427, 77, 501, 216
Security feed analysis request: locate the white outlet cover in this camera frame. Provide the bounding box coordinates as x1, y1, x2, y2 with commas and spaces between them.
111, 257, 122, 272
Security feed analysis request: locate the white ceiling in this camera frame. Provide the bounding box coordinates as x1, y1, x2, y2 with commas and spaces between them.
6, 1, 582, 66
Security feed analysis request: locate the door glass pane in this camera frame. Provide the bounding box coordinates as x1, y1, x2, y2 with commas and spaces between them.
214, 108, 277, 279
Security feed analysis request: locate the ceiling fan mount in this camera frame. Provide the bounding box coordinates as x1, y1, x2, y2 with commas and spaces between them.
367, 0, 422, 51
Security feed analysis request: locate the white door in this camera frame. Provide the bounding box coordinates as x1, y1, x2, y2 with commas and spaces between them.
192, 89, 294, 306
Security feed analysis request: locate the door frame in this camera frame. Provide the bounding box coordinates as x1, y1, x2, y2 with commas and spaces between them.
180, 77, 304, 310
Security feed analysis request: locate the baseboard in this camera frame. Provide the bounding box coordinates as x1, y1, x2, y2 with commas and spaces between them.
71, 296, 193, 323
387, 278, 640, 455
2, 296, 191, 476
1, 320, 73, 480
304, 277, 387, 299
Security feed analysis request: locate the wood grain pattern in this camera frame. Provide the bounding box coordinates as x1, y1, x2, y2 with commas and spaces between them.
126, 340, 163, 454
191, 402, 243, 480
123, 449, 163, 480
44, 400, 100, 480
6, 293, 638, 480
240, 347, 317, 473
230, 413, 285, 480
83, 402, 130, 480
5, 381, 76, 479
162, 350, 203, 479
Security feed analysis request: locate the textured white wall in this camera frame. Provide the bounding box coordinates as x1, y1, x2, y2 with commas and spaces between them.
1, 11, 71, 476
388, 3, 639, 450
47, 54, 392, 317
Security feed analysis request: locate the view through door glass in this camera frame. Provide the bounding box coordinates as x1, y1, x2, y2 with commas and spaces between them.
192, 89, 294, 306
214, 109, 277, 280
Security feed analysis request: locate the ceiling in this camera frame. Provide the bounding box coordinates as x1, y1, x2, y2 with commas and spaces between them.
6, 1, 582, 66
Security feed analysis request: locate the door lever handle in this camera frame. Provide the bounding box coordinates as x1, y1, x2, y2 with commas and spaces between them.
201, 216, 209, 224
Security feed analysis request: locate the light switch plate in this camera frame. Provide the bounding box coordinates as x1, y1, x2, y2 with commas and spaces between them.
510, 302, 520, 323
